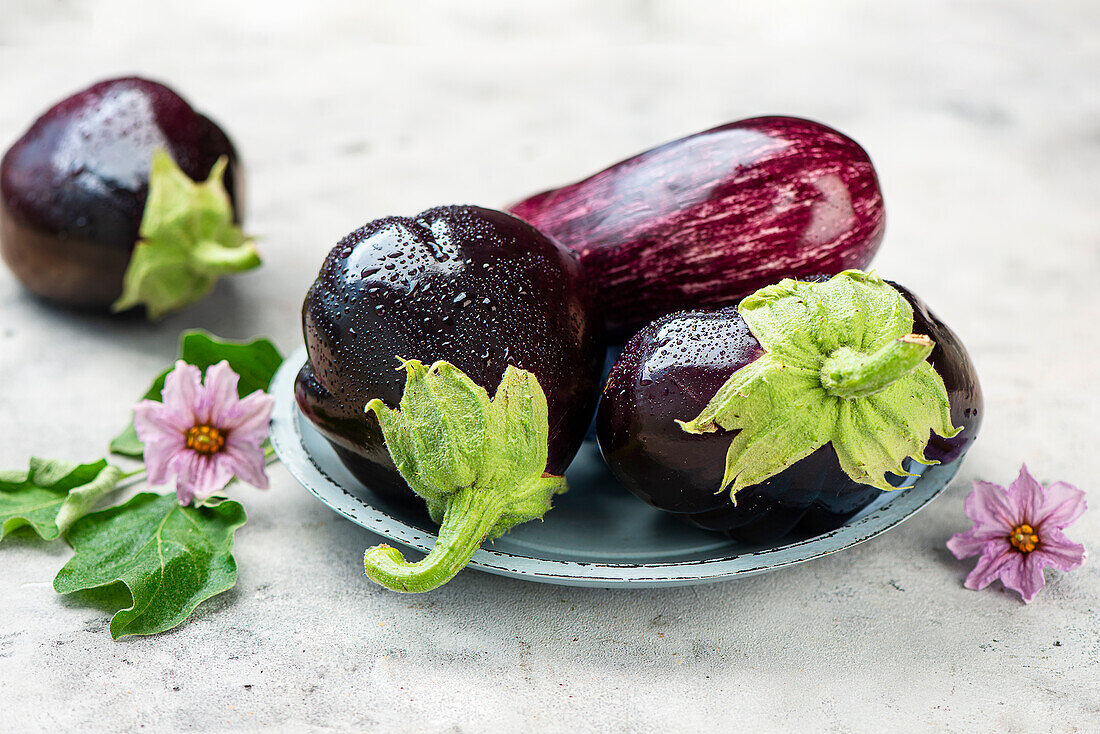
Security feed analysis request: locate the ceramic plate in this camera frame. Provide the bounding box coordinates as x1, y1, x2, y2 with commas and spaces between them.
270, 348, 962, 588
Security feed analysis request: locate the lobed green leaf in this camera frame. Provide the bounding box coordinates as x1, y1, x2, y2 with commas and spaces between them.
53, 492, 246, 639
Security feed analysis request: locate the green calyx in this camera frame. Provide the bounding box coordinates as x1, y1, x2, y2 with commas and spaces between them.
112, 148, 260, 320
363, 359, 567, 592
678, 270, 960, 496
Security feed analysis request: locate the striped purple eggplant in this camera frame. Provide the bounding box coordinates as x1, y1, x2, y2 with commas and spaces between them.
509, 117, 885, 339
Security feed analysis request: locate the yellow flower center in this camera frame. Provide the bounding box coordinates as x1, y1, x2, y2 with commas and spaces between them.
185, 424, 226, 455
1009, 524, 1039, 553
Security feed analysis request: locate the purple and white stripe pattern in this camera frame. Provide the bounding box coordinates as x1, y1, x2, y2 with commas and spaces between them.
510, 116, 886, 338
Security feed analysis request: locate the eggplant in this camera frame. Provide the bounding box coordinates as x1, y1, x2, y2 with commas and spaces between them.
510, 116, 885, 339
597, 271, 981, 543
0, 76, 244, 311
296, 205, 603, 591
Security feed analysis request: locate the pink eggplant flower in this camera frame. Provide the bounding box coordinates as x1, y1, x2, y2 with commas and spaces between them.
134, 360, 274, 505
947, 465, 1087, 602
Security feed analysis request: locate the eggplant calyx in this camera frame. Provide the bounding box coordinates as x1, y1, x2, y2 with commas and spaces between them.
112, 149, 259, 320
820, 333, 935, 399
363, 358, 567, 593
678, 270, 960, 496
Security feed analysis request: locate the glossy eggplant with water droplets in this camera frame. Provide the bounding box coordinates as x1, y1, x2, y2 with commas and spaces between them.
296, 205, 603, 491
296, 205, 604, 592
510, 117, 885, 339
597, 272, 982, 544
0, 77, 244, 310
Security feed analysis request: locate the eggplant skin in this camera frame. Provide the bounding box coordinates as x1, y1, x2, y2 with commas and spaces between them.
596, 284, 982, 543
295, 205, 604, 504
510, 116, 885, 340
0, 77, 242, 309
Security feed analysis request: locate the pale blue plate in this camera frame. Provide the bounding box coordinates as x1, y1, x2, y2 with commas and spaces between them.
270, 348, 962, 588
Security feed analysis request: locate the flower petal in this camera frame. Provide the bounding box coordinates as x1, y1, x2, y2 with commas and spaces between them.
964, 480, 1018, 531
133, 399, 191, 443
142, 436, 186, 486
1033, 528, 1087, 572
1006, 464, 1044, 527
197, 361, 240, 426
169, 451, 197, 505
946, 528, 995, 560
963, 540, 1018, 591
174, 451, 234, 504
1034, 481, 1087, 531
223, 442, 269, 489
160, 361, 202, 423
1002, 552, 1048, 603
220, 390, 274, 443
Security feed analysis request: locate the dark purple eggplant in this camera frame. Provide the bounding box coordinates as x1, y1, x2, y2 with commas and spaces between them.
510, 116, 885, 339
296, 205, 604, 591
597, 271, 981, 543
0, 76, 242, 309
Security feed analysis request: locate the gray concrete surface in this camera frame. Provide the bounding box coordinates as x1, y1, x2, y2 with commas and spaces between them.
1, 1, 1098, 731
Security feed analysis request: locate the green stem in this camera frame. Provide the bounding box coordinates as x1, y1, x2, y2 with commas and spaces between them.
115, 467, 148, 492
820, 333, 935, 399
192, 239, 261, 273
363, 487, 505, 593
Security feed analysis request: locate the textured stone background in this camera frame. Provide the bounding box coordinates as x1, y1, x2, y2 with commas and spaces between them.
1, 1, 1098, 731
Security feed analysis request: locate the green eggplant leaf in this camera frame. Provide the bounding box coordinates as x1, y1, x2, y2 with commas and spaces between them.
0, 458, 122, 542
109, 330, 283, 457
53, 492, 247, 639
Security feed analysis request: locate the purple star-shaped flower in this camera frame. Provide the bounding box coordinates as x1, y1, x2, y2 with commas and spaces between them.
947, 465, 1087, 602
134, 360, 274, 505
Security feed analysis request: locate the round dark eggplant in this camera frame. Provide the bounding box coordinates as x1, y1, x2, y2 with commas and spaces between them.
597, 280, 982, 544
295, 204, 604, 504
0, 76, 242, 308
510, 116, 885, 340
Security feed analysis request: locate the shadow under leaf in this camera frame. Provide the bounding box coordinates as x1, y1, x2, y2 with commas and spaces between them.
56, 580, 133, 617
